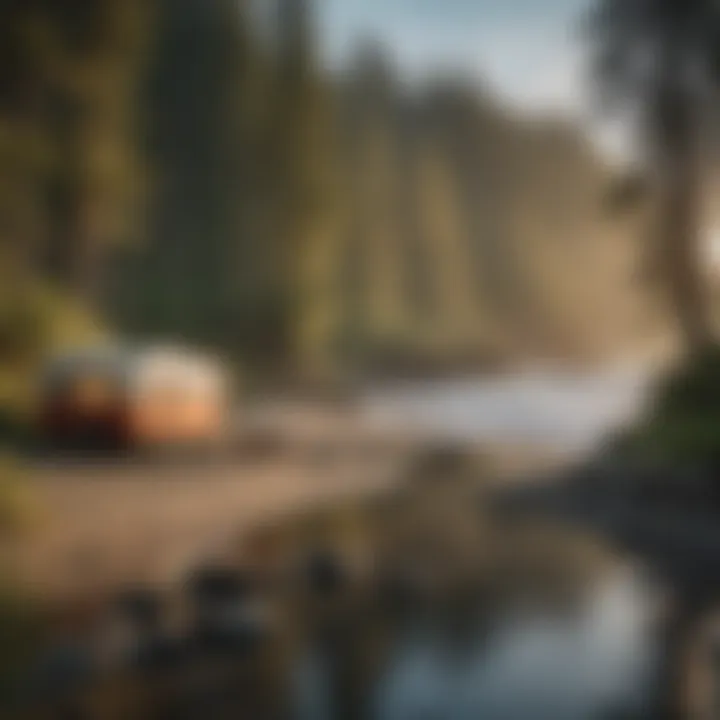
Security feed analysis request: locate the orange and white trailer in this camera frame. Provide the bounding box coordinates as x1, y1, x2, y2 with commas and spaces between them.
39, 346, 232, 453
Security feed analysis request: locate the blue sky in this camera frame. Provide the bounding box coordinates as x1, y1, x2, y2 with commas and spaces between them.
317, 0, 591, 114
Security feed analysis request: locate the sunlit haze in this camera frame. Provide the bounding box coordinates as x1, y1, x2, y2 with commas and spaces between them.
316, 0, 632, 161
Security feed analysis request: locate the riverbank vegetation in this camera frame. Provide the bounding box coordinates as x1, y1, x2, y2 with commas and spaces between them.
612, 345, 720, 470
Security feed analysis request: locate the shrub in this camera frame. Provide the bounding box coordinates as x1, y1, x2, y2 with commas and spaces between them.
617, 345, 720, 465
0, 454, 39, 537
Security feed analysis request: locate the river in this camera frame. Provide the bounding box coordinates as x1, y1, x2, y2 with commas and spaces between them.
294, 566, 662, 720
361, 361, 656, 454
348, 362, 665, 718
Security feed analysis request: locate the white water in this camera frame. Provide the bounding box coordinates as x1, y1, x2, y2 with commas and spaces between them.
362, 361, 656, 453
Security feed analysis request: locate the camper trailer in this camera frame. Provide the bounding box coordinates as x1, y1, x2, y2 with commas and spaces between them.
39, 346, 231, 453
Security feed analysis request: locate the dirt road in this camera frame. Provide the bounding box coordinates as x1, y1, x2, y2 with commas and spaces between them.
4, 394, 562, 603
7, 446, 405, 601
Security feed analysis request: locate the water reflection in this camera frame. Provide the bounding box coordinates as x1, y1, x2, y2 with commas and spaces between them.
295, 567, 658, 720
19, 447, 673, 719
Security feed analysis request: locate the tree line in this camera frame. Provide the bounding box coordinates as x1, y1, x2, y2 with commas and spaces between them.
108, 0, 654, 378
2, 0, 712, 391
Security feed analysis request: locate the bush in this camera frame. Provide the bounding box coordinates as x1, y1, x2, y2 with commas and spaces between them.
0, 283, 107, 452
617, 345, 720, 465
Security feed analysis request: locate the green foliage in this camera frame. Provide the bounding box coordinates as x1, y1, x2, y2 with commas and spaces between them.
0, 280, 106, 453
0, 0, 150, 305
618, 345, 720, 463
107, 0, 645, 377
0, 0, 654, 382
0, 454, 39, 537
0, 0, 130, 440
0, 583, 46, 707
111, 0, 265, 351
0, 282, 104, 394
657, 346, 720, 413
589, 0, 720, 351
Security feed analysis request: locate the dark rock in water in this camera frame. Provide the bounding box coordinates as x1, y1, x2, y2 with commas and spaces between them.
305, 550, 348, 597
27, 644, 95, 702
131, 634, 187, 672
53, 704, 91, 720
189, 614, 268, 658
187, 566, 252, 605
183, 564, 274, 663
378, 569, 422, 613
116, 587, 163, 629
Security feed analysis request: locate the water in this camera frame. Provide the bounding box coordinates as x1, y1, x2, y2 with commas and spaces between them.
294, 566, 660, 720
336, 364, 661, 718
362, 362, 654, 453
